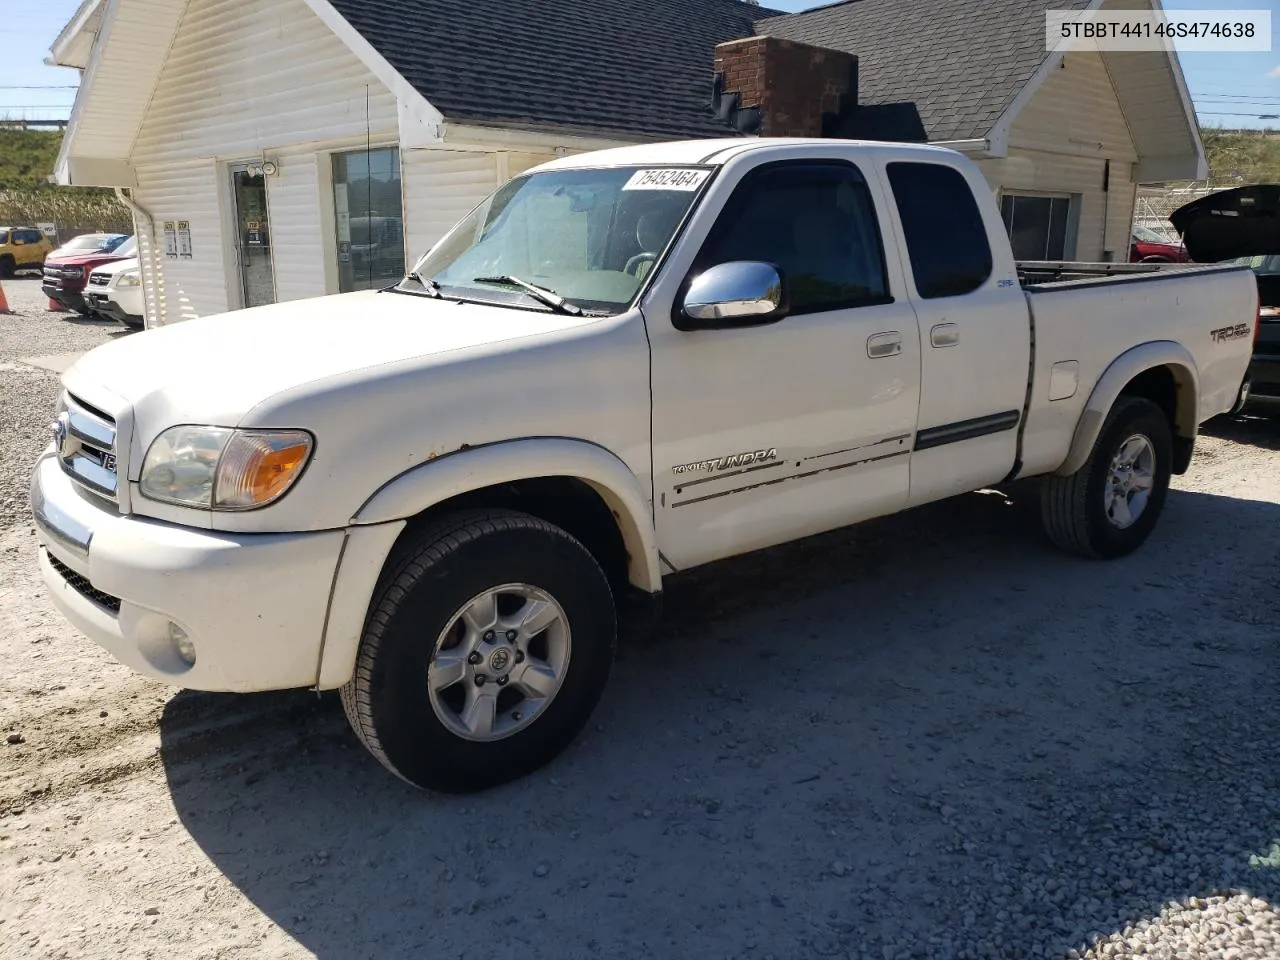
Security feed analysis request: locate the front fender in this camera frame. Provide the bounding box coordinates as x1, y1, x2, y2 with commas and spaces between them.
353, 437, 661, 592
314, 438, 660, 691
1055, 341, 1199, 477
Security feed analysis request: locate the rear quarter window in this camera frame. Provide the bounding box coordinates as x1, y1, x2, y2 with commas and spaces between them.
886, 162, 993, 299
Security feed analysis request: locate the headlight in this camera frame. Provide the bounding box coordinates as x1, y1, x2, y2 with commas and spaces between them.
62, 266, 84, 279
139, 426, 313, 510
118, 271, 141, 287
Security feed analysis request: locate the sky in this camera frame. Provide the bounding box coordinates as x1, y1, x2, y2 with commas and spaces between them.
2, 0, 1279, 131
0, 1, 84, 122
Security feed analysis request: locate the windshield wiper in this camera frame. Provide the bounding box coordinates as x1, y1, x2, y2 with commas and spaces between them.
472, 275, 583, 316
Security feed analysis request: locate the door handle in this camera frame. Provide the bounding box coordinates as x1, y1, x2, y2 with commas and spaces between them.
930, 323, 960, 348
867, 332, 902, 359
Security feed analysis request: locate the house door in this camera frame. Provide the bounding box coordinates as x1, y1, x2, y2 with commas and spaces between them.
230, 165, 276, 308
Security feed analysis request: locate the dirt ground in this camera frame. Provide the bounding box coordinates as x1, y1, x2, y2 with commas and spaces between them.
1, 284, 1278, 959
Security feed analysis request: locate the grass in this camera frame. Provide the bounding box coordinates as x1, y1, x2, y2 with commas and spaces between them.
0, 129, 130, 233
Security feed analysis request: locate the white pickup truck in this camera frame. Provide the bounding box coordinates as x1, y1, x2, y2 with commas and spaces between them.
31, 138, 1257, 793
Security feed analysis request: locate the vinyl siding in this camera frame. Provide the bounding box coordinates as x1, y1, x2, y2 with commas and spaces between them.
976, 50, 1138, 262
129, 0, 397, 324
401, 150, 500, 263
132, 160, 226, 324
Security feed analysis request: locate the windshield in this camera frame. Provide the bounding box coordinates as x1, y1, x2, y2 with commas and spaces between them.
0, 230, 8, 245
1226, 254, 1280, 275
1133, 225, 1173, 244
62, 233, 127, 253
113, 236, 138, 258
410, 166, 713, 314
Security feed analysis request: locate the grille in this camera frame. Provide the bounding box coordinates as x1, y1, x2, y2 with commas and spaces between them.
58, 393, 119, 503
47, 552, 122, 614
88, 273, 110, 287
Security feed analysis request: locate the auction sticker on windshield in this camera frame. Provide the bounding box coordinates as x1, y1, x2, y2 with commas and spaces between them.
623, 169, 712, 191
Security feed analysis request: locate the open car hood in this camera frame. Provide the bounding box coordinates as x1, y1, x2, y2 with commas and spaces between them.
1169, 184, 1280, 263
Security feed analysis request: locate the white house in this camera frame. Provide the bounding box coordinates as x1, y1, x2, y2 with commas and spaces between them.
48, 0, 1204, 328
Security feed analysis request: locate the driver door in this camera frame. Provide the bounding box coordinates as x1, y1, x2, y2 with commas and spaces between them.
641, 153, 922, 571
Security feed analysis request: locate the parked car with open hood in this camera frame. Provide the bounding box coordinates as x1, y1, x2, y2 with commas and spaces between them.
31, 138, 1257, 793
1129, 224, 1190, 264
1170, 184, 1280, 410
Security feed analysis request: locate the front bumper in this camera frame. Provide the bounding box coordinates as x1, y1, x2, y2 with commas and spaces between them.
31, 453, 346, 692
84, 293, 138, 324
43, 283, 86, 312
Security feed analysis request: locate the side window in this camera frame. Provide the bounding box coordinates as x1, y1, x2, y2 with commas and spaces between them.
19, 230, 43, 244
886, 162, 993, 299
696, 162, 891, 315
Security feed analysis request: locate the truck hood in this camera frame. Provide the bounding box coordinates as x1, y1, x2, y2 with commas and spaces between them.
61, 289, 598, 432
88, 256, 140, 278
1169, 184, 1280, 262
46, 250, 131, 267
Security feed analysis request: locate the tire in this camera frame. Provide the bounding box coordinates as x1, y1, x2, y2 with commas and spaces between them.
120, 316, 145, 331
1040, 396, 1173, 560
341, 508, 617, 793
0, 256, 14, 279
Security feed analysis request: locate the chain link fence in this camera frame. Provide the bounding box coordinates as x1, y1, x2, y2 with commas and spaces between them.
0, 189, 134, 244
1132, 179, 1248, 243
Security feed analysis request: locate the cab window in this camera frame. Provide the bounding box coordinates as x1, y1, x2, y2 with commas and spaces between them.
887, 162, 993, 299
694, 161, 891, 315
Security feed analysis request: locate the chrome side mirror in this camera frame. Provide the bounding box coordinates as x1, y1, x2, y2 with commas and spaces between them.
676, 261, 788, 331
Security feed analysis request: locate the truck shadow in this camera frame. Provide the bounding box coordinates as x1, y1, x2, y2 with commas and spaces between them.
159, 485, 1280, 960
1202, 407, 1280, 451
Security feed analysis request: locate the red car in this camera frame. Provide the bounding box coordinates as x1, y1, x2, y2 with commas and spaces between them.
1129, 225, 1191, 263
42, 234, 135, 315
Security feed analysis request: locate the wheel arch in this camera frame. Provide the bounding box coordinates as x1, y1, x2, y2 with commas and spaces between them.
351, 438, 661, 593
314, 439, 660, 691
1056, 342, 1199, 478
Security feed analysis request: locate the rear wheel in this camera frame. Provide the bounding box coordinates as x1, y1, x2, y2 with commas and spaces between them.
340, 509, 617, 793
1040, 396, 1173, 559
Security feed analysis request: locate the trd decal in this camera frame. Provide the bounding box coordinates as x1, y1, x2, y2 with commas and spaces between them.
1210, 323, 1251, 343
673, 448, 778, 475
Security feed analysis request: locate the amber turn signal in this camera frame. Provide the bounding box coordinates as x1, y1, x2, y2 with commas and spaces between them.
213, 430, 314, 510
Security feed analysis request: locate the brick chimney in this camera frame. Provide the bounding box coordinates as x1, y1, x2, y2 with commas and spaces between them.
712, 36, 858, 138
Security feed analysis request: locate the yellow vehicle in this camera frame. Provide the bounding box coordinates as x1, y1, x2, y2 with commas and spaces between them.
0, 227, 54, 278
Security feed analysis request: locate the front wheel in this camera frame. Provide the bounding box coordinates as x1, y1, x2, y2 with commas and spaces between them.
0, 256, 14, 279
1040, 396, 1173, 559
341, 509, 617, 793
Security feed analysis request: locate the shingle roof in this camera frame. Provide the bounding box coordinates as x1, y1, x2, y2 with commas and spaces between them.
325, 0, 781, 140
755, 0, 1093, 143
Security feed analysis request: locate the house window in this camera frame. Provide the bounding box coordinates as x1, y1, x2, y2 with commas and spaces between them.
332, 147, 405, 292
1000, 193, 1072, 261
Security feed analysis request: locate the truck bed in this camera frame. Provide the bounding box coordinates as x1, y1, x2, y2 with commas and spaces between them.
1012, 260, 1258, 479
1016, 260, 1240, 288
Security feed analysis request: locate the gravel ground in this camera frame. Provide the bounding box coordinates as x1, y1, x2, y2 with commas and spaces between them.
0, 277, 129, 528
1, 297, 1279, 959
